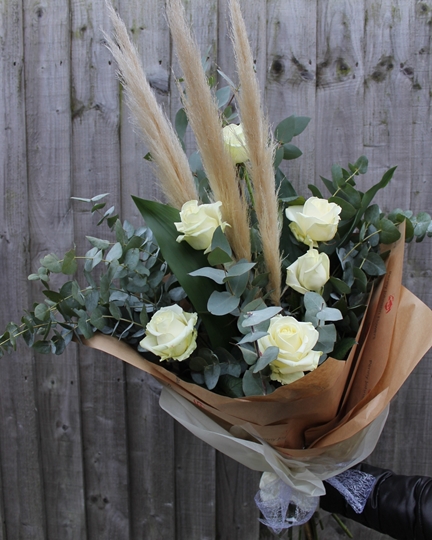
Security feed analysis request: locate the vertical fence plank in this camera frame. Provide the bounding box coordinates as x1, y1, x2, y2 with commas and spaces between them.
266, 0, 317, 192
22, 0, 87, 538
315, 0, 365, 181
362, 0, 414, 205
0, 0, 47, 537
116, 2, 176, 538
70, 1, 131, 539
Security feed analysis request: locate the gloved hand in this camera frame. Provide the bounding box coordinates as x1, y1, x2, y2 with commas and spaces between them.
321, 463, 432, 540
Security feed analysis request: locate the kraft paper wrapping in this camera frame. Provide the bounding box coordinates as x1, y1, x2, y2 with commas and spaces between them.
82, 227, 432, 467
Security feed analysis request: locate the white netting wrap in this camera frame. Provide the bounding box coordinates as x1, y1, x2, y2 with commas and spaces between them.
255, 472, 318, 533
326, 468, 377, 514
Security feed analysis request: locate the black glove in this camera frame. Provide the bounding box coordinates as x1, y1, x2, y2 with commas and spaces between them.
320, 463, 432, 540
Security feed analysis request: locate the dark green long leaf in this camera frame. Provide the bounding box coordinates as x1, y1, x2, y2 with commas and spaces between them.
132, 197, 235, 348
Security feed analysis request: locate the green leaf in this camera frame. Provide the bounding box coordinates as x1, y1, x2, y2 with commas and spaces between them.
133, 197, 235, 348
379, 218, 401, 244
275, 116, 296, 144
241, 306, 282, 328
78, 316, 93, 339
35, 303, 50, 322
109, 302, 122, 321
329, 196, 357, 220
331, 164, 344, 188
139, 308, 149, 328
90, 308, 106, 331
332, 337, 357, 360
352, 267, 367, 293
304, 292, 325, 314
86, 236, 111, 250
204, 362, 221, 390
364, 204, 380, 226
361, 252, 387, 276
218, 375, 244, 397
329, 277, 351, 295
238, 331, 268, 345
282, 143, 302, 160
43, 290, 63, 303
316, 324, 337, 354
338, 167, 397, 247
308, 184, 324, 198
91, 202, 106, 213
189, 267, 226, 284
242, 369, 271, 396
293, 116, 310, 136
274, 146, 284, 169
85, 290, 100, 312
215, 86, 231, 109
225, 272, 249, 297
253, 346, 279, 373
353, 155, 368, 174
238, 343, 258, 365
175, 108, 188, 141
33, 340, 53, 354
106, 242, 123, 262
317, 307, 343, 322
225, 261, 255, 278
40, 253, 62, 273
62, 249, 77, 275
207, 247, 233, 266
210, 226, 232, 257
208, 291, 240, 316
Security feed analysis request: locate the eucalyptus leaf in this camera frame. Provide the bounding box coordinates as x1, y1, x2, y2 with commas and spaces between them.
86, 236, 111, 250
207, 291, 240, 316
241, 306, 283, 328
41, 254, 62, 273
189, 267, 226, 284
362, 252, 387, 276
106, 242, 123, 262
253, 346, 279, 373
62, 249, 77, 275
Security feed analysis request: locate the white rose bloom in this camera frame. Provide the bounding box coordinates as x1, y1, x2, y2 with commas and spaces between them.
285, 197, 342, 247
286, 249, 330, 295
222, 123, 249, 164
175, 200, 229, 253
258, 315, 321, 385
140, 305, 198, 362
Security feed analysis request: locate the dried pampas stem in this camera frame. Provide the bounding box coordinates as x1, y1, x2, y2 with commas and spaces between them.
105, 3, 198, 209
229, 0, 282, 304
166, 0, 251, 262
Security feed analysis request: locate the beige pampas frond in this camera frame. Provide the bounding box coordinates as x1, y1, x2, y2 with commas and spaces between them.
105, 3, 198, 209
166, 0, 251, 262
229, 0, 282, 304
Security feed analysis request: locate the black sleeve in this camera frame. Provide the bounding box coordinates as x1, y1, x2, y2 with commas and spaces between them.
320, 463, 432, 540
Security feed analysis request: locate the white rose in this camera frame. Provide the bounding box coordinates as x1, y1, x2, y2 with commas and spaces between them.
140, 305, 198, 361
175, 200, 229, 253
222, 123, 249, 164
258, 315, 321, 385
286, 248, 330, 295
285, 197, 341, 247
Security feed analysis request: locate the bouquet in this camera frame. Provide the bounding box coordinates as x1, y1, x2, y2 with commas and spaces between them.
2, 0, 432, 535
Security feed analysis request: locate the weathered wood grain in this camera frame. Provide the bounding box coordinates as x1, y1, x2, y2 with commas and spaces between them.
115, 1, 177, 537
71, 1, 130, 539
0, 0, 47, 537
266, 0, 317, 193
22, 0, 87, 537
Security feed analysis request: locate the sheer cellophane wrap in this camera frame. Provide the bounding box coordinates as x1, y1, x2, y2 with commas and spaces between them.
82, 225, 432, 524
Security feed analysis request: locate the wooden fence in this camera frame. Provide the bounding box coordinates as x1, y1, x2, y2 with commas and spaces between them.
1, 0, 432, 538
